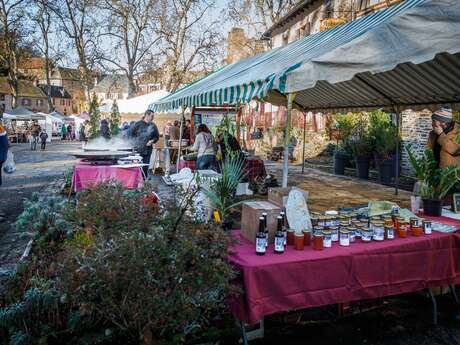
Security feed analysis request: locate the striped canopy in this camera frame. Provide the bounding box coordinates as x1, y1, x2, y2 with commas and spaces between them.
150, 0, 460, 112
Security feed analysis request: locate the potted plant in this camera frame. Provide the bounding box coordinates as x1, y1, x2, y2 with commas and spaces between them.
352, 134, 373, 179
333, 113, 356, 175
202, 153, 244, 230
406, 146, 460, 216
369, 110, 399, 184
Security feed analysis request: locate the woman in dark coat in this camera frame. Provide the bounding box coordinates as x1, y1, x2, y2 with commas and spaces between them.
100, 119, 111, 140
0, 124, 9, 187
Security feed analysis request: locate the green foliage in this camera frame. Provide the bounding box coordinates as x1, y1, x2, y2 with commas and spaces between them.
202, 153, 244, 222
333, 113, 357, 142
368, 109, 399, 159
88, 93, 101, 139
109, 100, 121, 136
352, 135, 373, 157
406, 145, 460, 199
1, 184, 236, 344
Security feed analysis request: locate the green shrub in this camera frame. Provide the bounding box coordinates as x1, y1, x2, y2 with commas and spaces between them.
1, 184, 236, 344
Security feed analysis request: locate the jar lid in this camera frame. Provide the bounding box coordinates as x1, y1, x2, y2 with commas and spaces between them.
340, 229, 349, 234
346, 226, 355, 231
422, 219, 431, 223
322, 230, 332, 235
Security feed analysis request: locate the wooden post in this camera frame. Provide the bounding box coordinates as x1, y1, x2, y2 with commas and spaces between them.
302, 111, 307, 174
176, 106, 186, 173
395, 107, 401, 195
282, 93, 295, 187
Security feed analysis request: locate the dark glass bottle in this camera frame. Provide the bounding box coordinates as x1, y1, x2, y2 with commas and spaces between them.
262, 212, 268, 247
280, 211, 287, 246
256, 217, 266, 256
274, 216, 285, 254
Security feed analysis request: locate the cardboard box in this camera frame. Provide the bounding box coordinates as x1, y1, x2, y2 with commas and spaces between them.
268, 187, 309, 209
241, 201, 281, 244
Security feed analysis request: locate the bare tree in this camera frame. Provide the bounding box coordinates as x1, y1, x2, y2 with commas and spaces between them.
32, 0, 54, 111
98, 0, 161, 98
0, 0, 29, 108
228, 0, 296, 37
156, 0, 223, 92
52, 0, 103, 105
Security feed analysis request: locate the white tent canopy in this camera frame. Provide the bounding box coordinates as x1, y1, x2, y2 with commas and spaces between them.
101, 90, 169, 114
3, 107, 46, 121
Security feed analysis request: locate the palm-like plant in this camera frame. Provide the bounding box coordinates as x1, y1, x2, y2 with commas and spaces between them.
406, 145, 460, 199
202, 152, 245, 224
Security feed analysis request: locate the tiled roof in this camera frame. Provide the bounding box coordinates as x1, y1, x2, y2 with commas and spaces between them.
56, 67, 81, 80
39, 85, 72, 99
91, 74, 129, 94
19, 57, 46, 70
0, 77, 47, 98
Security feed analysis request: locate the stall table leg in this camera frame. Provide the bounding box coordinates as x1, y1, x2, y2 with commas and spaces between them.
427, 288, 438, 325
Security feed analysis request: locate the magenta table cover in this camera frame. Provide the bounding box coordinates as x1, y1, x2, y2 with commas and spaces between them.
228, 222, 460, 324
72, 164, 143, 192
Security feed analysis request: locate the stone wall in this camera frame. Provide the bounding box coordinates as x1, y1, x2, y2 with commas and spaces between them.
400, 109, 432, 176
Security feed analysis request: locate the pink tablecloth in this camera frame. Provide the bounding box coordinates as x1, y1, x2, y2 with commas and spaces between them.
228, 222, 460, 324
72, 164, 144, 192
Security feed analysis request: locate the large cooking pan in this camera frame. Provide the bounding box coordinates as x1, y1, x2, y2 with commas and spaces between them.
82, 147, 133, 152
73, 151, 130, 160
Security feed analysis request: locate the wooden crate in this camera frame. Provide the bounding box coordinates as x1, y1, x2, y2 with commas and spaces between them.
241, 201, 282, 244
268, 187, 309, 209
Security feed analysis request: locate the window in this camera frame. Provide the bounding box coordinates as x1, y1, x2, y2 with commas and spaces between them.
22, 98, 31, 106
60, 99, 65, 105
37, 99, 44, 106
0, 93, 4, 101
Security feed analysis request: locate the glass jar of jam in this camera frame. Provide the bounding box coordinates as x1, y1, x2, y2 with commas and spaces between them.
397, 222, 408, 238
422, 220, 432, 235
313, 231, 324, 251
385, 225, 395, 240
347, 226, 356, 242
372, 221, 385, 241
354, 224, 362, 239
311, 216, 319, 227
361, 226, 372, 242
339, 229, 350, 246
318, 216, 326, 227
330, 226, 339, 242
410, 217, 421, 229
303, 230, 311, 245
287, 229, 295, 245
294, 233, 305, 250
322, 230, 332, 248
392, 210, 400, 226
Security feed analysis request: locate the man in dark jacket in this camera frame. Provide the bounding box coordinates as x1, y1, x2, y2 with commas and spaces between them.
129, 110, 159, 177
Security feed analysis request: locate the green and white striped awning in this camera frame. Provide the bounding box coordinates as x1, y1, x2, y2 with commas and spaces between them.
150, 0, 460, 112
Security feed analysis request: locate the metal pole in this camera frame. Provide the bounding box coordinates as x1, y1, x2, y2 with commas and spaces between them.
395, 109, 400, 195
282, 93, 294, 187
302, 111, 307, 174
176, 106, 186, 173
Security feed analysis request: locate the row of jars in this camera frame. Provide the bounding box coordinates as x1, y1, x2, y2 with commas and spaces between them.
307, 211, 432, 251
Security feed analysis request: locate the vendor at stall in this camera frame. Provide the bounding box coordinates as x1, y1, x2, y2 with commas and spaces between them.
216, 129, 242, 162
130, 110, 159, 177
190, 124, 216, 170
427, 108, 460, 169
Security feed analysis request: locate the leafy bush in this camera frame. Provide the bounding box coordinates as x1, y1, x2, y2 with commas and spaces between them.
406, 145, 460, 199
1, 184, 236, 344
369, 109, 399, 159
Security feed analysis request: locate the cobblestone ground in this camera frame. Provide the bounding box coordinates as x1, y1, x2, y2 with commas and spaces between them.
0, 140, 80, 278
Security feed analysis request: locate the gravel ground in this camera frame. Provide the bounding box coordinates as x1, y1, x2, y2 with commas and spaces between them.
0, 140, 80, 278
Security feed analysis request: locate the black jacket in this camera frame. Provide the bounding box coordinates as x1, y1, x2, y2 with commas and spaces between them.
130, 120, 159, 156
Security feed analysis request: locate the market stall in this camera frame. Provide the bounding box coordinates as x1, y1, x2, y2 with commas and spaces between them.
3, 107, 49, 143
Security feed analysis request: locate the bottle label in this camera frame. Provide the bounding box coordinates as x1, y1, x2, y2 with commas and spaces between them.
256, 238, 266, 253
424, 224, 432, 234
274, 236, 284, 252
387, 228, 394, 239
323, 238, 332, 248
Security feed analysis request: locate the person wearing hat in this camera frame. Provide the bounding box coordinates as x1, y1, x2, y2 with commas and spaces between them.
427, 108, 460, 169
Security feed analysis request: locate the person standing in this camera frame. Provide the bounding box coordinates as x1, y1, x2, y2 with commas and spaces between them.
0, 123, 8, 187
61, 123, 67, 140
169, 120, 180, 141
40, 130, 48, 150
129, 110, 159, 177
67, 124, 73, 141
164, 121, 172, 143
183, 119, 191, 142
427, 108, 460, 169
79, 122, 87, 142
191, 124, 216, 170
30, 121, 41, 151
100, 119, 111, 140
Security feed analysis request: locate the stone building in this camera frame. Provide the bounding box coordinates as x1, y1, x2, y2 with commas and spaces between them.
91, 74, 129, 104
225, 28, 265, 65
0, 77, 48, 113
39, 85, 73, 115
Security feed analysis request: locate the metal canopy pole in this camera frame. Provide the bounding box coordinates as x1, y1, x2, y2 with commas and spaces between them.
395, 107, 401, 196
176, 106, 186, 173
302, 111, 307, 174
282, 93, 295, 187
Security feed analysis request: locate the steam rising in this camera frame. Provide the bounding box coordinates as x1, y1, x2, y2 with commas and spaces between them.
83, 136, 134, 151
